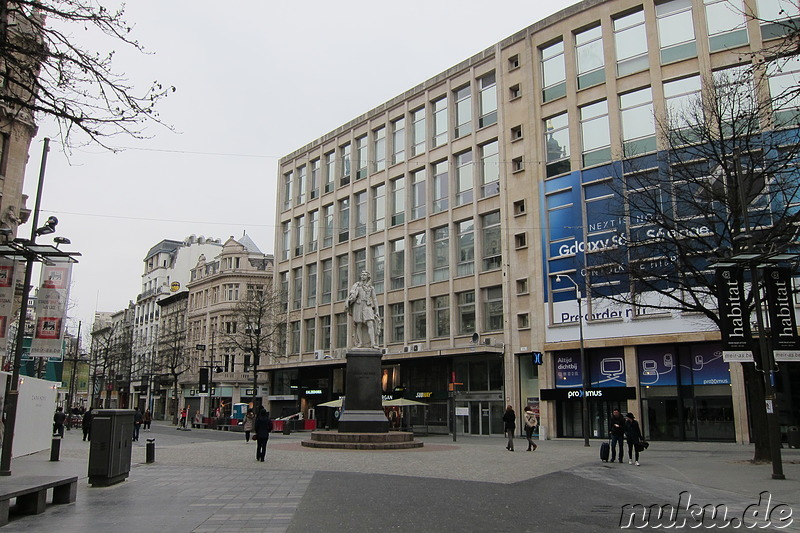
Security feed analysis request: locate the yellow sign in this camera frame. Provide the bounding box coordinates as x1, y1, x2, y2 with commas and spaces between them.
170, 281, 180, 292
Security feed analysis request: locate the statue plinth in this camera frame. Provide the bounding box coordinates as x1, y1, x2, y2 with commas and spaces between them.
338, 348, 389, 433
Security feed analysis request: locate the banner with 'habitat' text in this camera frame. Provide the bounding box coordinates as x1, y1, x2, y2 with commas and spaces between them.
763, 266, 800, 363
715, 266, 754, 362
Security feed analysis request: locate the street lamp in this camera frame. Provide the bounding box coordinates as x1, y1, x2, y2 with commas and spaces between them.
0, 138, 80, 475
556, 273, 590, 447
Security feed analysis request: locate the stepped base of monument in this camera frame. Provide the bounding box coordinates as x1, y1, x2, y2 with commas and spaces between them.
301, 430, 423, 450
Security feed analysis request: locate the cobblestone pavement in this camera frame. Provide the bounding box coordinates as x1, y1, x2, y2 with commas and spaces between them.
1, 423, 798, 532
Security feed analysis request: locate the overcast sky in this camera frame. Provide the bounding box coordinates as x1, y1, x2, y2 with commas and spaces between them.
24, 0, 578, 339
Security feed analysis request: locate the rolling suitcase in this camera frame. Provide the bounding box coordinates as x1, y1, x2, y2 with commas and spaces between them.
600, 441, 610, 462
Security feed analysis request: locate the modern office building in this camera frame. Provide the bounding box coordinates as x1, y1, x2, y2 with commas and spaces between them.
274, 0, 799, 441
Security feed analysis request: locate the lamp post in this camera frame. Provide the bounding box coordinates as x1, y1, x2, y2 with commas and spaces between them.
556, 273, 590, 447
0, 138, 80, 475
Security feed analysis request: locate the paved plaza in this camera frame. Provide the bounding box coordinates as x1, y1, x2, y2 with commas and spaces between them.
1, 422, 799, 532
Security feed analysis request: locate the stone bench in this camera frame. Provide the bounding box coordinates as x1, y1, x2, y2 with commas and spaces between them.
0, 475, 78, 526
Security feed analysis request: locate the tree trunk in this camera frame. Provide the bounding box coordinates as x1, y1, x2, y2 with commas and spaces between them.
742, 362, 771, 462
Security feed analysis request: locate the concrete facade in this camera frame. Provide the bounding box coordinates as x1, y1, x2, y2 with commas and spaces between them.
275, 0, 799, 442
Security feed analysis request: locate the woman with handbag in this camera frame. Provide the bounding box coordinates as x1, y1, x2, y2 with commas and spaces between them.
624, 412, 644, 466
523, 406, 538, 451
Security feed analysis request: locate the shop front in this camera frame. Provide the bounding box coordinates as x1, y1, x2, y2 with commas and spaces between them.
543, 342, 735, 441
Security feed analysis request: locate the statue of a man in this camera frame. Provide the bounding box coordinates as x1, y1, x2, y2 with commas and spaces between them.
346, 270, 382, 349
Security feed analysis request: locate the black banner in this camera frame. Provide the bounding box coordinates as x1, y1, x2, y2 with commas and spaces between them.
715, 266, 752, 356
763, 266, 799, 352
540, 387, 636, 401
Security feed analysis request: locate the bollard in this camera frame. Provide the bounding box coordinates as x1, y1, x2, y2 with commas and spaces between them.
146, 438, 155, 464
50, 437, 61, 461
283, 421, 291, 435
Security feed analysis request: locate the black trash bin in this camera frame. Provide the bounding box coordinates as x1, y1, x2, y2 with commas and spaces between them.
88, 409, 134, 487
788, 426, 800, 449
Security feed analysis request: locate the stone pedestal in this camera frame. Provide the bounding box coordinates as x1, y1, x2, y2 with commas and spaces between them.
337, 348, 389, 433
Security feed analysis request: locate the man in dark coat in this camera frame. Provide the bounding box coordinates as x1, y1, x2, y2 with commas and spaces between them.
82, 409, 93, 441
53, 407, 66, 437
608, 408, 626, 463
254, 407, 273, 462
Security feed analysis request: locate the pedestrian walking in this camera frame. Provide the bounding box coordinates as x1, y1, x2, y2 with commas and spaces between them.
502, 405, 516, 452
243, 409, 255, 443
143, 409, 152, 431
254, 407, 273, 462
624, 412, 643, 466
53, 407, 66, 437
133, 408, 142, 441
523, 406, 538, 451
608, 408, 625, 463
82, 409, 93, 441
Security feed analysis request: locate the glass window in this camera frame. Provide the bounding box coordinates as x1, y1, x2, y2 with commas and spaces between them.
664, 75, 701, 129
292, 268, 302, 310
433, 295, 450, 337
306, 263, 317, 307
432, 97, 448, 148
411, 300, 426, 340
580, 100, 611, 166
390, 238, 405, 290
455, 150, 474, 206
336, 254, 349, 300
372, 243, 385, 294
454, 85, 472, 138
457, 219, 475, 276
657, 0, 697, 63
457, 291, 476, 335
321, 259, 332, 304
411, 107, 426, 156
411, 233, 426, 286
767, 56, 800, 125
544, 112, 571, 177
481, 211, 501, 271
542, 41, 566, 101
372, 183, 385, 232
705, 0, 748, 51
480, 140, 500, 198
479, 72, 497, 127
339, 143, 351, 186
392, 117, 405, 164
280, 221, 290, 261
290, 321, 300, 354
320, 315, 331, 350
278, 272, 288, 311
756, 0, 800, 20
433, 226, 450, 282
391, 176, 405, 226
432, 160, 449, 213
356, 135, 368, 180
335, 313, 347, 349
310, 159, 320, 199
390, 303, 405, 343
283, 171, 293, 210
411, 167, 426, 220
483, 286, 504, 332
576, 25, 605, 89
614, 10, 648, 76
294, 214, 305, 256
307, 209, 318, 252
295, 165, 306, 205
620, 87, 656, 155
354, 190, 367, 238
324, 152, 335, 194
354, 249, 366, 279
373, 126, 386, 172
305, 318, 316, 352
338, 197, 350, 243
322, 204, 334, 248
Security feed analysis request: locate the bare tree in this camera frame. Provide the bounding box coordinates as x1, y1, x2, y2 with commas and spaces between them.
156, 298, 189, 425
0, 0, 173, 148
587, 67, 800, 462
222, 284, 286, 410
